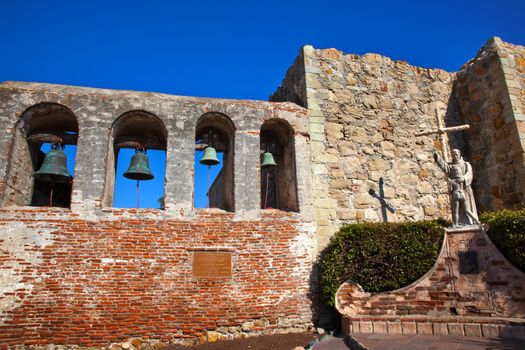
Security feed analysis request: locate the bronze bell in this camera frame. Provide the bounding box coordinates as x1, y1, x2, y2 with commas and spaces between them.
123, 150, 154, 180
200, 146, 220, 166
261, 152, 277, 167
34, 146, 71, 183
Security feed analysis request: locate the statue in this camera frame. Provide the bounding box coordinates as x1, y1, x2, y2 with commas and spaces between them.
433, 149, 480, 227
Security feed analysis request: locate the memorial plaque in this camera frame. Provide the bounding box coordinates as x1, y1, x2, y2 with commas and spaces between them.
459, 251, 480, 275
192, 251, 232, 278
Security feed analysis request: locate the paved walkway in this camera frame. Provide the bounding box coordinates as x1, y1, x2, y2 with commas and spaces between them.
312, 334, 524, 350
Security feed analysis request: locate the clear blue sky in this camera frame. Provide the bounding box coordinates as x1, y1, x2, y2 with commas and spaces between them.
1, 0, 524, 208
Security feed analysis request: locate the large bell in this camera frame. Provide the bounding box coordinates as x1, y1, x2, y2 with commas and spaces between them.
200, 146, 220, 166
123, 150, 154, 180
34, 147, 71, 183
261, 152, 277, 167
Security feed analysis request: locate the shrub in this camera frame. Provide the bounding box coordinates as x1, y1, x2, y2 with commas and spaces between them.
480, 208, 525, 272
320, 220, 446, 307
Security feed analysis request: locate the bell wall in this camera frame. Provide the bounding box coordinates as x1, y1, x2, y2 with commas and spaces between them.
0, 82, 316, 347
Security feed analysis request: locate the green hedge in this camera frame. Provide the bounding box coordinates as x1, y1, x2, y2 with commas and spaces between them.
480, 208, 525, 272
320, 220, 446, 307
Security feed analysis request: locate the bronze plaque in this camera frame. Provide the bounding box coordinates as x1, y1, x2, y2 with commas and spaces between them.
459, 251, 480, 275
192, 251, 232, 278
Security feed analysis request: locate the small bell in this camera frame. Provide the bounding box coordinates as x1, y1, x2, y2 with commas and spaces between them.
34, 145, 71, 183
124, 149, 154, 180
200, 146, 220, 166
261, 152, 277, 167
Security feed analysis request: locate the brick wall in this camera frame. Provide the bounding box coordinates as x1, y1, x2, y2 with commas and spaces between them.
0, 208, 315, 347
0, 82, 315, 347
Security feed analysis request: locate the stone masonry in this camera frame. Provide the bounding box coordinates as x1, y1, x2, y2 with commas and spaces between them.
272, 46, 455, 249
272, 36, 525, 249
454, 37, 525, 212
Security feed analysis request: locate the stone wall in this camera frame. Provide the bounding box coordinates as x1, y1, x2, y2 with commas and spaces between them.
454, 37, 525, 211
0, 82, 315, 347
272, 46, 455, 248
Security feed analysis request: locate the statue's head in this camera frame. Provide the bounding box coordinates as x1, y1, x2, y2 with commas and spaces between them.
451, 149, 462, 162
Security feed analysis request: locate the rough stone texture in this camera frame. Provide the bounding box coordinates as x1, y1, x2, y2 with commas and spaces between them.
272, 45, 454, 249
335, 226, 525, 339
272, 37, 525, 249
454, 37, 525, 211
0, 82, 315, 347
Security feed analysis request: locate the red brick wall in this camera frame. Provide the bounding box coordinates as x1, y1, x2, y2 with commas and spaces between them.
0, 208, 314, 347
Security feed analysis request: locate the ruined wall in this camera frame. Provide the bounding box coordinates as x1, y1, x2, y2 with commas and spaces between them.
0, 82, 315, 347
455, 37, 525, 211
272, 46, 454, 248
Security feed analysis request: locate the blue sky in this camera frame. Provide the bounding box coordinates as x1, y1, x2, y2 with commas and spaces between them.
1, 0, 524, 208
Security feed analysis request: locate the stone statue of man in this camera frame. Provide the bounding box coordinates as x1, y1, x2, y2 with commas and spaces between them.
433, 149, 480, 227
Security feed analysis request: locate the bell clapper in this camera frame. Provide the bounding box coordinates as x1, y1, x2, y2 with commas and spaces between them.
207, 165, 211, 208
136, 180, 140, 209
264, 170, 269, 209
49, 184, 53, 207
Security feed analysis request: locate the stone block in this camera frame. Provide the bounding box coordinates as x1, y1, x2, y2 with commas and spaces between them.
402, 322, 417, 335
207, 332, 220, 343
448, 323, 464, 336
358, 321, 373, 333
481, 324, 499, 338
373, 321, 388, 334
322, 48, 342, 60
433, 323, 448, 335
464, 324, 482, 337
369, 159, 390, 171
416, 322, 433, 335
386, 321, 402, 334
317, 154, 339, 163
354, 192, 371, 207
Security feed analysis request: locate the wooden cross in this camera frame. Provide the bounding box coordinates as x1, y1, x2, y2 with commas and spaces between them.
415, 107, 470, 162
414, 124, 470, 137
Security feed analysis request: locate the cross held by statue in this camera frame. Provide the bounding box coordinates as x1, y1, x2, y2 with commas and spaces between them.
414, 124, 470, 137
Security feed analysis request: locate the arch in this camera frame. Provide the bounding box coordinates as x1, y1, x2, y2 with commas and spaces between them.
2, 102, 78, 208
260, 118, 298, 212
103, 110, 167, 208
194, 112, 235, 211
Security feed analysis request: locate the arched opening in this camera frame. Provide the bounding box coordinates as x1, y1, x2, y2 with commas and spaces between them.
2, 103, 78, 208
105, 111, 167, 209
194, 112, 235, 211
260, 119, 298, 212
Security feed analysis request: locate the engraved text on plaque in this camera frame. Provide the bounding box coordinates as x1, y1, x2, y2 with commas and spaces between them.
192, 251, 232, 278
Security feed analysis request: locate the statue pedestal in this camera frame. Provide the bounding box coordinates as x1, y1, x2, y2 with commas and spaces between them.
336, 225, 525, 339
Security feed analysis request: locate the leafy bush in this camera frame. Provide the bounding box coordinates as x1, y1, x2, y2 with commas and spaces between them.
320, 220, 446, 307
480, 208, 525, 272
